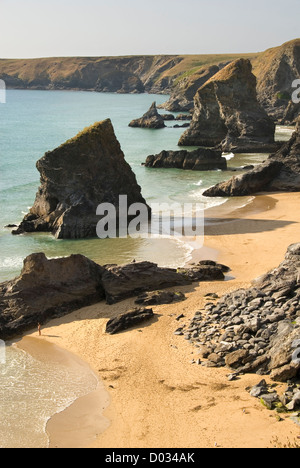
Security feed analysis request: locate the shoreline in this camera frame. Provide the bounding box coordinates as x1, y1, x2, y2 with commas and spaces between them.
15, 191, 300, 448
16, 336, 110, 449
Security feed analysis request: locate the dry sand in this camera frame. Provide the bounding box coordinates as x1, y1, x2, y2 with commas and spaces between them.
18, 192, 300, 448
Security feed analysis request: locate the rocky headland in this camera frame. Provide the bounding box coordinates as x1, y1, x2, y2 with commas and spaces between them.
178, 243, 300, 383
178, 59, 277, 153
203, 117, 300, 197
1, 39, 299, 124
12, 119, 149, 239
144, 148, 227, 171
0, 253, 229, 340
129, 102, 165, 129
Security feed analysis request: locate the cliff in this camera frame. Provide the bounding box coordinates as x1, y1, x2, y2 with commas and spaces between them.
178, 59, 276, 152
252, 38, 300, 123
13, 119, 149, 239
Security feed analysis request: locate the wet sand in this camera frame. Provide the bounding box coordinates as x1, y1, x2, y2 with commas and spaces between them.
20, 192, 300, 448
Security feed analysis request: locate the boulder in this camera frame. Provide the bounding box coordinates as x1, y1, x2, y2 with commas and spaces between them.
144, 148, 227, 171
162, 64, 227, 112
129, 102, 165, 129
203, 117, 300, 197
105, 308, 155, 334
12, 119, 149, 239
135, 290, 186, 306
178, 59, 276, 153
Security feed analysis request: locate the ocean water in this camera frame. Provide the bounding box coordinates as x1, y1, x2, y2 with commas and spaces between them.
0, 345, 99, 448
0, 90, 295, 448
1, 90, 292, 282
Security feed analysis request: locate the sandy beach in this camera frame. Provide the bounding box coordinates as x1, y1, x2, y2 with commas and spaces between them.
18, 192, 300, 448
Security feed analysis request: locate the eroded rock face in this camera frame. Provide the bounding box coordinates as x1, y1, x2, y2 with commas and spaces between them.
203, 117, 300, 197
178, 59, 276, 153
13, 119, 149, 239
161, 64, 226, 112
252, 38, 300, 124
144, 148, 227, 171
0, 253, 106, 340
129, 102, 166, 129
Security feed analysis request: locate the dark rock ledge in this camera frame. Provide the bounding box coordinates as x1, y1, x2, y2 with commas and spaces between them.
0, 253, 228, 340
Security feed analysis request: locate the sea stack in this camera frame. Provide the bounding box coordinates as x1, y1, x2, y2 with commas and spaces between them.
13, 119, 149, 239
129, 102, 166, 129
203, 117, 300, 197
178, 59, 276, 153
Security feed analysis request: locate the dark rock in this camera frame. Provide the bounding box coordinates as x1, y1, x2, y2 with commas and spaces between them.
0, 253, 106, 340
135, 290, 186, 306
225, 349, 250, 369
105, 308, 154, 335
180, 242, 300, 381
144, 148, 227, 171
203, 117, 300, 197
129, 102, 165, 129
12, 119, 149, 239
178, 59, 276, 152
101, 262, 191, 305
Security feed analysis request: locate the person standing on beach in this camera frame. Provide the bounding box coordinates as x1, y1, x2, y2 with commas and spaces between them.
38, 323, 42, 336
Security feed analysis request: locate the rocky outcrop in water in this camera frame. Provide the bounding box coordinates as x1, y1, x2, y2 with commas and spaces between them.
0, 254, 229, 339
203, 117, 300, 197
13, 119, 149, 239
144, 148, 227, 171
179, 243, 300, 382
178, 59, 276, 153
129, 102, 166, 129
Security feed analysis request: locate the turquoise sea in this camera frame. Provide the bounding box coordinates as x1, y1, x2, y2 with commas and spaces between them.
1, 90, 292, 282
0, 90, 294, 448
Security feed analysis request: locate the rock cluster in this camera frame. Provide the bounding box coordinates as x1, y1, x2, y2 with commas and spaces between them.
129, 102, 165, 129
0, 254, 229, 340
249, 379, 300, 418
177, 244, 300, 382
144, 148, 227, 171
178, 59, 276, 153
12, 119, 149, 239
203, 117, 300, 197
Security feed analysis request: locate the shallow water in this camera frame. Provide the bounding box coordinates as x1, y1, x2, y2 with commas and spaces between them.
1, 90, 292, 282
0, 90, 295, 448
0, 345, 98, 448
